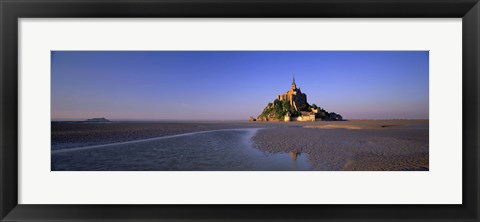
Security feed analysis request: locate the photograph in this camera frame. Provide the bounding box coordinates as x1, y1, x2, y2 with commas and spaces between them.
51, 51, 429, 171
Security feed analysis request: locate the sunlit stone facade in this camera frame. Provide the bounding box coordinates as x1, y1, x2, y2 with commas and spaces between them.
277, 77, 308, 111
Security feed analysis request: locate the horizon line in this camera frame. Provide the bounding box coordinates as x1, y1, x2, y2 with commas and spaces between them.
51, 118, 430, 122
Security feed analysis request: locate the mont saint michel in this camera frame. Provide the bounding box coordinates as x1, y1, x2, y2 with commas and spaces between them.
254, 77, 342, 122
51, 51, 429, 171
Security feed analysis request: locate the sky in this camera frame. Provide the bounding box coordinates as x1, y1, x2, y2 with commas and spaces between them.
51, 51, 429, 120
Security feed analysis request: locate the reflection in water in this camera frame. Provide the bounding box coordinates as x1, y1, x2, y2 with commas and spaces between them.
289, 151, 302, 170
290, 151, 300, 161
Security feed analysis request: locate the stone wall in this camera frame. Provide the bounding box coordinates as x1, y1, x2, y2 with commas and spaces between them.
291, 115, 316, 122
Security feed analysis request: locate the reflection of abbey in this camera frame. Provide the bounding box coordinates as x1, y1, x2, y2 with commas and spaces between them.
253, 76, 343, 122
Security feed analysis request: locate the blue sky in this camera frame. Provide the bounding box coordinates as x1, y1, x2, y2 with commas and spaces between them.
51, 51, 429, 120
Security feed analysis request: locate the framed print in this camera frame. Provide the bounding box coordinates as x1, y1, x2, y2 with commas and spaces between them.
48, 50, 429, 172
1, 0, 479, 221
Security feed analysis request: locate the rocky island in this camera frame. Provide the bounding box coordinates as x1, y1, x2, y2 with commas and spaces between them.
254, 77, 343, 122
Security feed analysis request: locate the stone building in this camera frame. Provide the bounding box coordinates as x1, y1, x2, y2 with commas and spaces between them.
296, 111, 316, 122
284, 112, 291, 122
277, 77, 308, 111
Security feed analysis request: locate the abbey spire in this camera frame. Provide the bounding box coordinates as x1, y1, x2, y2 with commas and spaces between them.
291, 74, 297, 89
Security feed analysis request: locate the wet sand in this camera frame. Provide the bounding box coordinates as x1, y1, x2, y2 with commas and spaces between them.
252, 120, 429, 171
52, 120, 428, 171
52, 121, 268, 150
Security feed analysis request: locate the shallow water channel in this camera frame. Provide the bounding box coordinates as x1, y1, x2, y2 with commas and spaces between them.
51, 128, 312, 171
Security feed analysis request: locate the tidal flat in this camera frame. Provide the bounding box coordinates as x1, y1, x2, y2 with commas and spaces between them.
252, 120, 429, 171
51, 120, 428, 171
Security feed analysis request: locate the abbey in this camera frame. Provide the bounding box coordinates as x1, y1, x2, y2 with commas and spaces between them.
277, 77, 308, 112
254, 76, 343, 122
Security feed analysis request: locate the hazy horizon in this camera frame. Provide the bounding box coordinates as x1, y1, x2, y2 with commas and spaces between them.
51, 51, 429, 120
51, 118, 430, 122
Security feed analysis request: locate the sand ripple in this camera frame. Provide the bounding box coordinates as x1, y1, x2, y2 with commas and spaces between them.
252, 120, 429, 171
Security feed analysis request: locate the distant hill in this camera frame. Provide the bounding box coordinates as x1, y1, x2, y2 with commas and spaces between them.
85, 117, 110, 122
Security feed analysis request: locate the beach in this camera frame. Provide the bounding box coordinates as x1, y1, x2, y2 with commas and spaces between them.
252, 120, 429, 171
52, 120, 428, 171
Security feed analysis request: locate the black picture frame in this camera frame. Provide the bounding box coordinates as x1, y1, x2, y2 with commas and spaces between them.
1, 0, 479, 221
